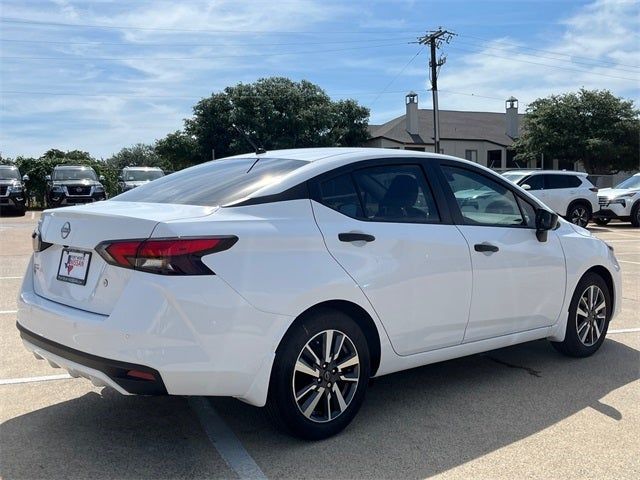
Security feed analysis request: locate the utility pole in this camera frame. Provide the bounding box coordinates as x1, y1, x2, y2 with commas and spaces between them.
417, 28, 455, 154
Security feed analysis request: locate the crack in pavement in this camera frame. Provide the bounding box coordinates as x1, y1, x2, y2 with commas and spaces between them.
484, 355, 542, 377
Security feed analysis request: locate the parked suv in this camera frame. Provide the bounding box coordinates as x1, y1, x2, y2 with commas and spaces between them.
502, 170, 598, 227
117, 166, 164, 193
593, 173, 640, 227
45, 165, 107, 208
0, 165, 28, 215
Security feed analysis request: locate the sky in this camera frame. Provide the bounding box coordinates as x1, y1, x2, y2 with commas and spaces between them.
0, 0, 638, 158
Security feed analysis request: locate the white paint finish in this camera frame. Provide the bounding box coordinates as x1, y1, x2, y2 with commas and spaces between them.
0, 373, 71, 385
312, 201, 472, 355
13, 148, 622, 417
457, 226, 566, 342
189, 397, 267, 480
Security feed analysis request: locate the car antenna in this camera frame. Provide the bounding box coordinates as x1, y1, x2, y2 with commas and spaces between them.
232, 124, 266, 156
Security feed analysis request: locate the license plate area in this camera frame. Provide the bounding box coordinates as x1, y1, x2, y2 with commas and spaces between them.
57, 248, 92, 286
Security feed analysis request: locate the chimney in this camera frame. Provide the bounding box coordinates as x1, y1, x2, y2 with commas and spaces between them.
406, 91, 419, 136
505, 96, 519, 139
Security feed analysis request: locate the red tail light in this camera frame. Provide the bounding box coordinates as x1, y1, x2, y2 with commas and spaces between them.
96, 236, 237, 275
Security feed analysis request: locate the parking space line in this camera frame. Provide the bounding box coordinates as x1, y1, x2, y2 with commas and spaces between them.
0, 309, 18, 314
609, 328, 640, 334
0, 276, 22, 280
0, 373, 72, 385
189, 396, 267, 480
618, 260, 640, 265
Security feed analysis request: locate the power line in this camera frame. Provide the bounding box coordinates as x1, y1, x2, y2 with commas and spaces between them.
454, 37, 640, 74
0, 17, 418, 35
369, 47, 424, 108
0, 36, 413, 47
0, 41, 409, 61
457, 33, 640, 70
448, 45, 639, 82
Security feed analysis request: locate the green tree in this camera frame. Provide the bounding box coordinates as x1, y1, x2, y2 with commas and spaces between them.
107, 143, 167, 171
514, 89, 640, 174
154, 131, 200, 171
176, 77, 369, 163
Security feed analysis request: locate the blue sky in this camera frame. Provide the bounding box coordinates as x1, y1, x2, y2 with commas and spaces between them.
1, 0, 638, 158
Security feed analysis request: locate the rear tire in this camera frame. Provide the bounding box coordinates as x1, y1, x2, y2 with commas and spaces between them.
550, 272, 611, 358
594, 218, 611, 226
631, 202, 640, 228
266, 308, 370, 440
566, 202, 591, 228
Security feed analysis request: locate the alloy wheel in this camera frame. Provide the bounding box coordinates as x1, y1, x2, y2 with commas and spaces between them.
575, 285, 607, 347
292, 329, 360, 423
571, 206, 589, 227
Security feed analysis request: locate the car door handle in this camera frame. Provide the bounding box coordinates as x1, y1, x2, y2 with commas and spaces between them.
339, 232, 375, 243
474, 243, 499, 253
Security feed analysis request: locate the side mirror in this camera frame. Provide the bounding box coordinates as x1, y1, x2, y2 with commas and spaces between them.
22, 174, 30, 182
45, 174, 51, 181
535, 209, 559, 242
117, 175, 123, 181
521, 184, 531, 190
99, 175, 106, 182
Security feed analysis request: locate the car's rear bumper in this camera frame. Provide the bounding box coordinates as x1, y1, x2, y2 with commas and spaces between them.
19, 323, 167, 394
17, 257, 292, 406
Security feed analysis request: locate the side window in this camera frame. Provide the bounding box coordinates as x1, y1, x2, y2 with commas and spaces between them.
523, 174, 544, 190
352, 165, 440, 223
319, 174, 363, 218
517, 197, 537, 228
441, 165, 526, 227
545, 175, 579, 189
567, 176, 582, 188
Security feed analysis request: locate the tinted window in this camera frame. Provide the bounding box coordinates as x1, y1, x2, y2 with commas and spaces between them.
113, 158, 305, 206
319, 174, 363, 218
442, 166, 526, 227
352, 165, 440, 223
123, 170, 164, 181
545, 174, 581, 189
0, 166, 20, 180
522, 174, 544, 190
53, 168, 97, 181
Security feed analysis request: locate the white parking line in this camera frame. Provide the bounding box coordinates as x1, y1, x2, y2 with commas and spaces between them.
0, 309, 18, 314
0, 276, 22, 280
0, 373, 72, 385
618, 260, 640, 265
189, 396, 267, 480
609, 327, 640, 334
30, 211, 35, 220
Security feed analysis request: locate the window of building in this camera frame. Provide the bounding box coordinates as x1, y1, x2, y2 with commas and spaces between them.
487, 150, 502, 169
405, 146, 426, 152
464, 150, 478, 162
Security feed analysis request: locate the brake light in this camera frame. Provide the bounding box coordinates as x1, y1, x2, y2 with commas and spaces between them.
96, 236, 237, 275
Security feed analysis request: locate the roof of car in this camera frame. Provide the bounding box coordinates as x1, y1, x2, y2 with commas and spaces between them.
228, 147, 452, 163
53, 165, 94, 169
504, 170, 588, 176
123, 166, 163, 170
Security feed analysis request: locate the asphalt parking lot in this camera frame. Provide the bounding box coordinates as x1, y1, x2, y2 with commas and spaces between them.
1, 212, 638, 480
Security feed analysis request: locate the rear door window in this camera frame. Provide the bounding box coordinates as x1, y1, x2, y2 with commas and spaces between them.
113, 158, 306, 206
545, 175, 581, 189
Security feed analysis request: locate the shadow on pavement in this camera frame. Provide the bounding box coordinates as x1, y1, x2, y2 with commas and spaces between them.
1, 338, 638, 479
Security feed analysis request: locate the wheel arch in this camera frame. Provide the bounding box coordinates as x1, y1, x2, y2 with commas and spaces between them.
278, 299, 382, 376
582, 265, 615, 313
567, 198, 593, 215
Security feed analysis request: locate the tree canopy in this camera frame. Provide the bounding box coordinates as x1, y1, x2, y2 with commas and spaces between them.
514, 89, 640, 174
163, 77, 370, 165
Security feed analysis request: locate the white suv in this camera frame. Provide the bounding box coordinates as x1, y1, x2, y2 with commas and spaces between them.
593, 173, 640, 227
502, 170, 599, 227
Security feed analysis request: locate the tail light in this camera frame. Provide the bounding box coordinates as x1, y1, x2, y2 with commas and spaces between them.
96, 236, 237, 275
589, 187, 599, 192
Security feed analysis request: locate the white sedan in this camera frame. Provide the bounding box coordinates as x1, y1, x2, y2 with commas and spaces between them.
18, 148, 621, 439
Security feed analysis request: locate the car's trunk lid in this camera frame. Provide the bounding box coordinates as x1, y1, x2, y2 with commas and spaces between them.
33, 202, 217, 315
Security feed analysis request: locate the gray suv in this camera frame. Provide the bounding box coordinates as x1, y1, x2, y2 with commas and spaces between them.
117, 167, 164, 193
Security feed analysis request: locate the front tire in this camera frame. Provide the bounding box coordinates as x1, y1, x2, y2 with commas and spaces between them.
266, 308, 371, 440
567, 202, 591, 228
551, 272, 611, 357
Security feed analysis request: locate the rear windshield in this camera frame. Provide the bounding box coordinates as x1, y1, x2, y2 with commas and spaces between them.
123, 170, 164, 181
0, 166, 21, 180
112, 157, 306, 206
53, 168, 97, 181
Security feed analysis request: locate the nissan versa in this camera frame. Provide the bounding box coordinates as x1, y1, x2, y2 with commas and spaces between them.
17, 148, 621, 439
